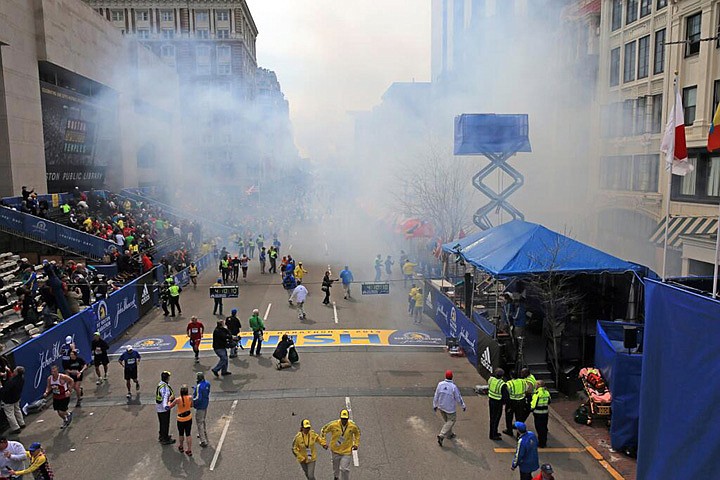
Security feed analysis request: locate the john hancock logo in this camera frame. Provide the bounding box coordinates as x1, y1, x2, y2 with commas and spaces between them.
32, 221, 47, 236
34, 335, 74, 388
449, 307, 457, 335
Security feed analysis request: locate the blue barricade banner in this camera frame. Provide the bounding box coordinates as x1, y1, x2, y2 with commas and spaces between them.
87, 280, 140, 344
433, 290, 479, 368
10, 310, 95, 407
0, 207, 24, 231
24, 216, 57, 244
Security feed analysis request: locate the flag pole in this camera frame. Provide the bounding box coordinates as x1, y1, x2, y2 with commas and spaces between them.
661, 73, 678, 282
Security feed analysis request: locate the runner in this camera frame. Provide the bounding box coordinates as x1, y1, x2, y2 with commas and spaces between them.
118, 345, 141, 399
186, 316, 205, 363
240, 254, 250, 282
188, 262, 198, 290
290, 281, 308, 319
59, 336, 75, 371
90, 331, 110, 385
259, 247, 267, 274
65, 350, 87, 407
43, 365, 73, 429
169, 385, 194, 456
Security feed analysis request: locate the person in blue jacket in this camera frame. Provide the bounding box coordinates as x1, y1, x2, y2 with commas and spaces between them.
511, 421, 539, 480
192, 372, 211, 448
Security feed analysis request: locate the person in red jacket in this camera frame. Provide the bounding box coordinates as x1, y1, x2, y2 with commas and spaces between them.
533, 464, 554, 480
186, 316, 205, 363
141, 253, 154, 272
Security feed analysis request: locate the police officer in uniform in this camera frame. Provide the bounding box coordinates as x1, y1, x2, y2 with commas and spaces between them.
488, 368, 508, 440
156, 371, 176, 444
168, 281, 182, 317
531, 380, 551, 448
504, 372, 528, 436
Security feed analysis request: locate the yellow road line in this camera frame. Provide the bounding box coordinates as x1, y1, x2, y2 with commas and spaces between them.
494, 447, 583, 453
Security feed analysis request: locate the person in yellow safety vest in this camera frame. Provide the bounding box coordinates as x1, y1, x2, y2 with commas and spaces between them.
292, 419, 328, 480
320, 409, 361, 480
503, 373, 529, 436
531, 380, 551, 448
156, 371, 176, 445
488, 368, 509, 440
521, 367, 537, 416
212, 278, 224, 316
189, 263, 198, 289
294, 262, 308, 281
168, 282, 182, 317
402, 259, 418, 288
220, 257, 230, 283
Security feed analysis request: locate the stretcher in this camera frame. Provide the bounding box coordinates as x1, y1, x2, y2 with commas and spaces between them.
579, 367, 611, 426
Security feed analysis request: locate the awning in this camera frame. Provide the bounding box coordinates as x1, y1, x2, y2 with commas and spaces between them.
649, 216, 718, 250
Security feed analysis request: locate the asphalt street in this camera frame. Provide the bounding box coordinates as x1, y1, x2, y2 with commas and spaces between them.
14, 232, 614, 479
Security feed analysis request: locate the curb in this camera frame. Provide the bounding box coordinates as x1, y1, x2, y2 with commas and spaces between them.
549, 407, 626, 480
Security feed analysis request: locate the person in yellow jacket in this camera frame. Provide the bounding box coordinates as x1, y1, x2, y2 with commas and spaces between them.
321, 409, 361, 480
402, 259, 418, 287
292, 419, 327, 480
8, 442, 54, 479
413, 287, 424, 324
294, 262, 308, 281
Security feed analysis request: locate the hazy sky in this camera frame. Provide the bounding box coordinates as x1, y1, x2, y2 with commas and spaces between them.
246, 0, 431, 160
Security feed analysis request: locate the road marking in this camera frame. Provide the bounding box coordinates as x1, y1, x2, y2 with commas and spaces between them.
494, 447, 583, 453
264, 303, 272, 321
289, 244, 293, 251
344, 396, 360, 467
209, 399, 238, 471
333, 302, 338, 323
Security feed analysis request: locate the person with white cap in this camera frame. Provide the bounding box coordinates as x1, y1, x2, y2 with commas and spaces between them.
249, 308, 264, 356
320, 409, 360, 480
292, 418, 327, 480
118, 345, 141, 399
59, 335, 75, 371
433, 370, 466, 446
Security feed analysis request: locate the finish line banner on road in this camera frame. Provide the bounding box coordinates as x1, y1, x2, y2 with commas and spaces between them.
111, 329, 446, 353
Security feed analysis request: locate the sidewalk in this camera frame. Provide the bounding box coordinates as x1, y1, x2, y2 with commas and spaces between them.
551, 398, 636, 480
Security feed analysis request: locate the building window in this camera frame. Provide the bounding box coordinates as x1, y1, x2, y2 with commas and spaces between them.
654, 29, 666, 74
196, 46, 211, 76
610, 47, 621, 86
680, 158, 697, 195
624, 41, 636, 83
136, 29, 150, 39
196, 29, 209, 39
217, 29, 230, 39
708, 158, 720, 197
685, 13, 702, 57
160, 44, 176, 67
216, 10, 229, 22
682, 86, 697, 125
626, 0, 638, 25
611, 0, 622, 31
633, 155, 659, 192
161, 10, 174, 22
601, 155, 659, 192
640, 0, 651, 17
162, 29, 175, 39
656, 0, 667, 9
196, 10, 209, 23
217, 45, 231, 76
136, 10, 149, 22
623, 100, 635, 135
638, 35, 650, 79
651, 94, 663, 133
635, 97, 647, 134
111, 10, 124, 22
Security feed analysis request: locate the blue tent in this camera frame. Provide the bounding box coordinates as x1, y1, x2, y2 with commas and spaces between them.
442, 220, 641, 277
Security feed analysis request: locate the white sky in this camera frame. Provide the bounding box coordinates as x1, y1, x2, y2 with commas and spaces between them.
246, 0, 431, 160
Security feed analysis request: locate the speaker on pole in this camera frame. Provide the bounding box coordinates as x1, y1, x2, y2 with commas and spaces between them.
623, 326, 638, 353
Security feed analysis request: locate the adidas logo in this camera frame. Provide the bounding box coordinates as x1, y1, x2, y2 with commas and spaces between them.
480, 346, 492, 373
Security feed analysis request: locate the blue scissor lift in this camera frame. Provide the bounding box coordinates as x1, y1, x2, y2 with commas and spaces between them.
454, 114, 532, 230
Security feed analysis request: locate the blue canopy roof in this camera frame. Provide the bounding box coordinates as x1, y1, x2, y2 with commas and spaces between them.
442, 220, 641, 277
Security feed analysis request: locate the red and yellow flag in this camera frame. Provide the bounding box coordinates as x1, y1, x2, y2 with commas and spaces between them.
709, 102, 720, 152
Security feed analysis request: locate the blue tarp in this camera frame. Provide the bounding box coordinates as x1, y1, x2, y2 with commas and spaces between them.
637, 280, 720, 479
595, 321, 642, 451
442, 220, 641, 277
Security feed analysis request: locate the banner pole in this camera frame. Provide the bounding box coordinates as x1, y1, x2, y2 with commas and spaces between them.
661, 77, 676, 281
713, 200, 720, 298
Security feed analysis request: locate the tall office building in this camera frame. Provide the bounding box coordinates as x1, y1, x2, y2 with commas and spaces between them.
84, 1, 297, 187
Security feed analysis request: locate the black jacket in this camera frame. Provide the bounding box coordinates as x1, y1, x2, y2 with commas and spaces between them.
225, 315, 241, 335
0, 374, 24, 404
212, 326, 232, 350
